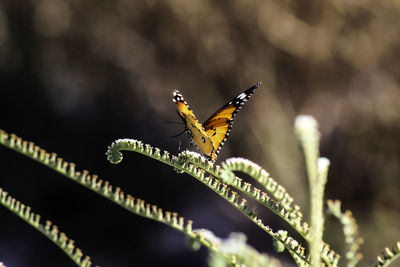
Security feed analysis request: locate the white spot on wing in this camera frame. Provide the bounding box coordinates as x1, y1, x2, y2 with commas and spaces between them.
238, 93, 246, 100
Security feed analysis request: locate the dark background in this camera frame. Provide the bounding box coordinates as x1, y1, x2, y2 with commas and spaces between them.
1, 1, 400, 266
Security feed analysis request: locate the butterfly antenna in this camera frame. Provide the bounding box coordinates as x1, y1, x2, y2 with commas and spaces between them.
164, 120, 184, 125
171, 129, 186, 138
178, 136, 182, 151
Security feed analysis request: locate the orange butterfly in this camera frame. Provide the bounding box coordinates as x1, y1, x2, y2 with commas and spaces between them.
173, 82, 261, 161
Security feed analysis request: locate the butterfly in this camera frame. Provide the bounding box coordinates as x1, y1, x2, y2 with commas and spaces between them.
173, 82, 261, 161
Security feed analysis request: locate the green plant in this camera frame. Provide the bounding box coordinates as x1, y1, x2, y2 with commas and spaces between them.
0, 115, 399, 266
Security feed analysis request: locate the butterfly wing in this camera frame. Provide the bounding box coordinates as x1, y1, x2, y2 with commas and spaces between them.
173, 90, 215, 158
203, 82, 261, 160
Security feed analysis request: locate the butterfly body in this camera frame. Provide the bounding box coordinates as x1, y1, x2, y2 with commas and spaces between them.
173, 82, 261, 161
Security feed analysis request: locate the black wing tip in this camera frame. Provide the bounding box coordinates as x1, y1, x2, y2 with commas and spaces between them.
248, 82, 262, 92
173, 89, 181, 97
173, 89, 184, 103
238, 82, 261, 98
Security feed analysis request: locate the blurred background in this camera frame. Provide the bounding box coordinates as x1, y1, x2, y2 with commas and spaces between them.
0, 0, 399, 266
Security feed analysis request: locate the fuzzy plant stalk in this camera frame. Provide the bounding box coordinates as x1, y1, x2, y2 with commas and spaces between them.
0, 188, 93, 267
3, 114, 400, 267
376, 242, 400, 267
295, 115, 327, 267
327, 199, 363, 266
0, 129, 283, 266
